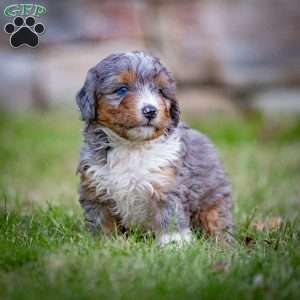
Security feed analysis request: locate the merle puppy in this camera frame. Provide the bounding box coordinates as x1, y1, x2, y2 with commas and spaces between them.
76, 51, 233, 246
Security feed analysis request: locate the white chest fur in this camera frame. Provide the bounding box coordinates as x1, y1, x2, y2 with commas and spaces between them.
85, 129, 181, 228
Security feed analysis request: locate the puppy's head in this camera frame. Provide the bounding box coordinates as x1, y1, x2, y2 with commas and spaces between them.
76, 51, 180, 141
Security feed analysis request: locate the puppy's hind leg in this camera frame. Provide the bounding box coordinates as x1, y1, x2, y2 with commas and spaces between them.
196, 196, 234, 244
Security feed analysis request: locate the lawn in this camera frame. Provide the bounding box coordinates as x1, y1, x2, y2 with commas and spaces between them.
0, 109, 299, 300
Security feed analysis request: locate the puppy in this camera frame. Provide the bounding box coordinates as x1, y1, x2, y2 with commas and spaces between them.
76, 51, 233, 246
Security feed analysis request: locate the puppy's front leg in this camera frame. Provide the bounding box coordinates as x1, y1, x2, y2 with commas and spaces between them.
153, 195, 192, 247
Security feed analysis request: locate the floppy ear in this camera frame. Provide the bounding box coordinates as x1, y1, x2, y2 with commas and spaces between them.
76, 70, 98, 122
158, 72, 180, 127
170, 97, 180, 127
160, 87, 180, 127
156, 64, 180, 127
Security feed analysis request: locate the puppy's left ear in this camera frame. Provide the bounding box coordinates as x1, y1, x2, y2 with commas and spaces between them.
76, 69, 98, 122
157, 65, 180, 127
170, 97, 180, 127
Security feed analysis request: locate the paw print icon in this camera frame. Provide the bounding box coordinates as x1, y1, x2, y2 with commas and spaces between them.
4, 16, 45, 48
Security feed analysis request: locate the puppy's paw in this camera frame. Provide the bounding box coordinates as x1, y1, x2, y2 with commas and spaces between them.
157, 229, 193, 247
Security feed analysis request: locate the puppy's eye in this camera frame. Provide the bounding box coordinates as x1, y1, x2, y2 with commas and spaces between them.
114, 86, 129, 97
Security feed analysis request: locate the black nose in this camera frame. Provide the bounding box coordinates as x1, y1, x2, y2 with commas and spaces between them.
142, 105, 158, 120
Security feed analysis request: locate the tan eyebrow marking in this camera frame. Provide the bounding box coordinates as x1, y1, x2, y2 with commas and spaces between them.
118, 70, 137, 85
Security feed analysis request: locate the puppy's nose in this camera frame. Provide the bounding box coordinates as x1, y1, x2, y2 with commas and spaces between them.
142, 105, 158, 120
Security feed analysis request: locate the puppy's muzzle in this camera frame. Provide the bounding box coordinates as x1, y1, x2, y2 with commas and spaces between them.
142, 105, 158, 121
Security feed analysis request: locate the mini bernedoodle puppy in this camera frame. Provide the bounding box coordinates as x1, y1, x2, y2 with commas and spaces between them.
76, 51, 233, 246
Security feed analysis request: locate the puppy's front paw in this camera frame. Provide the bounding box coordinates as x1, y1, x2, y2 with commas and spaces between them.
157, 229, 193, 247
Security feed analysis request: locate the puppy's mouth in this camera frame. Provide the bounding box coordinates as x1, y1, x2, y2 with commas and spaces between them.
124, 124, 164, 141
99, 122, 166, 141
123, 123, 159, 131
136, 124, 157, 130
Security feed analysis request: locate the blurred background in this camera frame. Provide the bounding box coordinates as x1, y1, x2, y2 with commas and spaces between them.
1, 0, 300, 116
0, 0, 299, 217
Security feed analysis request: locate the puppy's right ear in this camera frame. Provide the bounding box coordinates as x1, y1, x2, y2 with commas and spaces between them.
76, 70, 98, 122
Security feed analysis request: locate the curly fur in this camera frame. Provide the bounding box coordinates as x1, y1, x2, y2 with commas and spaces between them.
76, 51, 233, 245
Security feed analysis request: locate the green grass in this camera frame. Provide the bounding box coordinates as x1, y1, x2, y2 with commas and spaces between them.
0, 109, 300, 300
